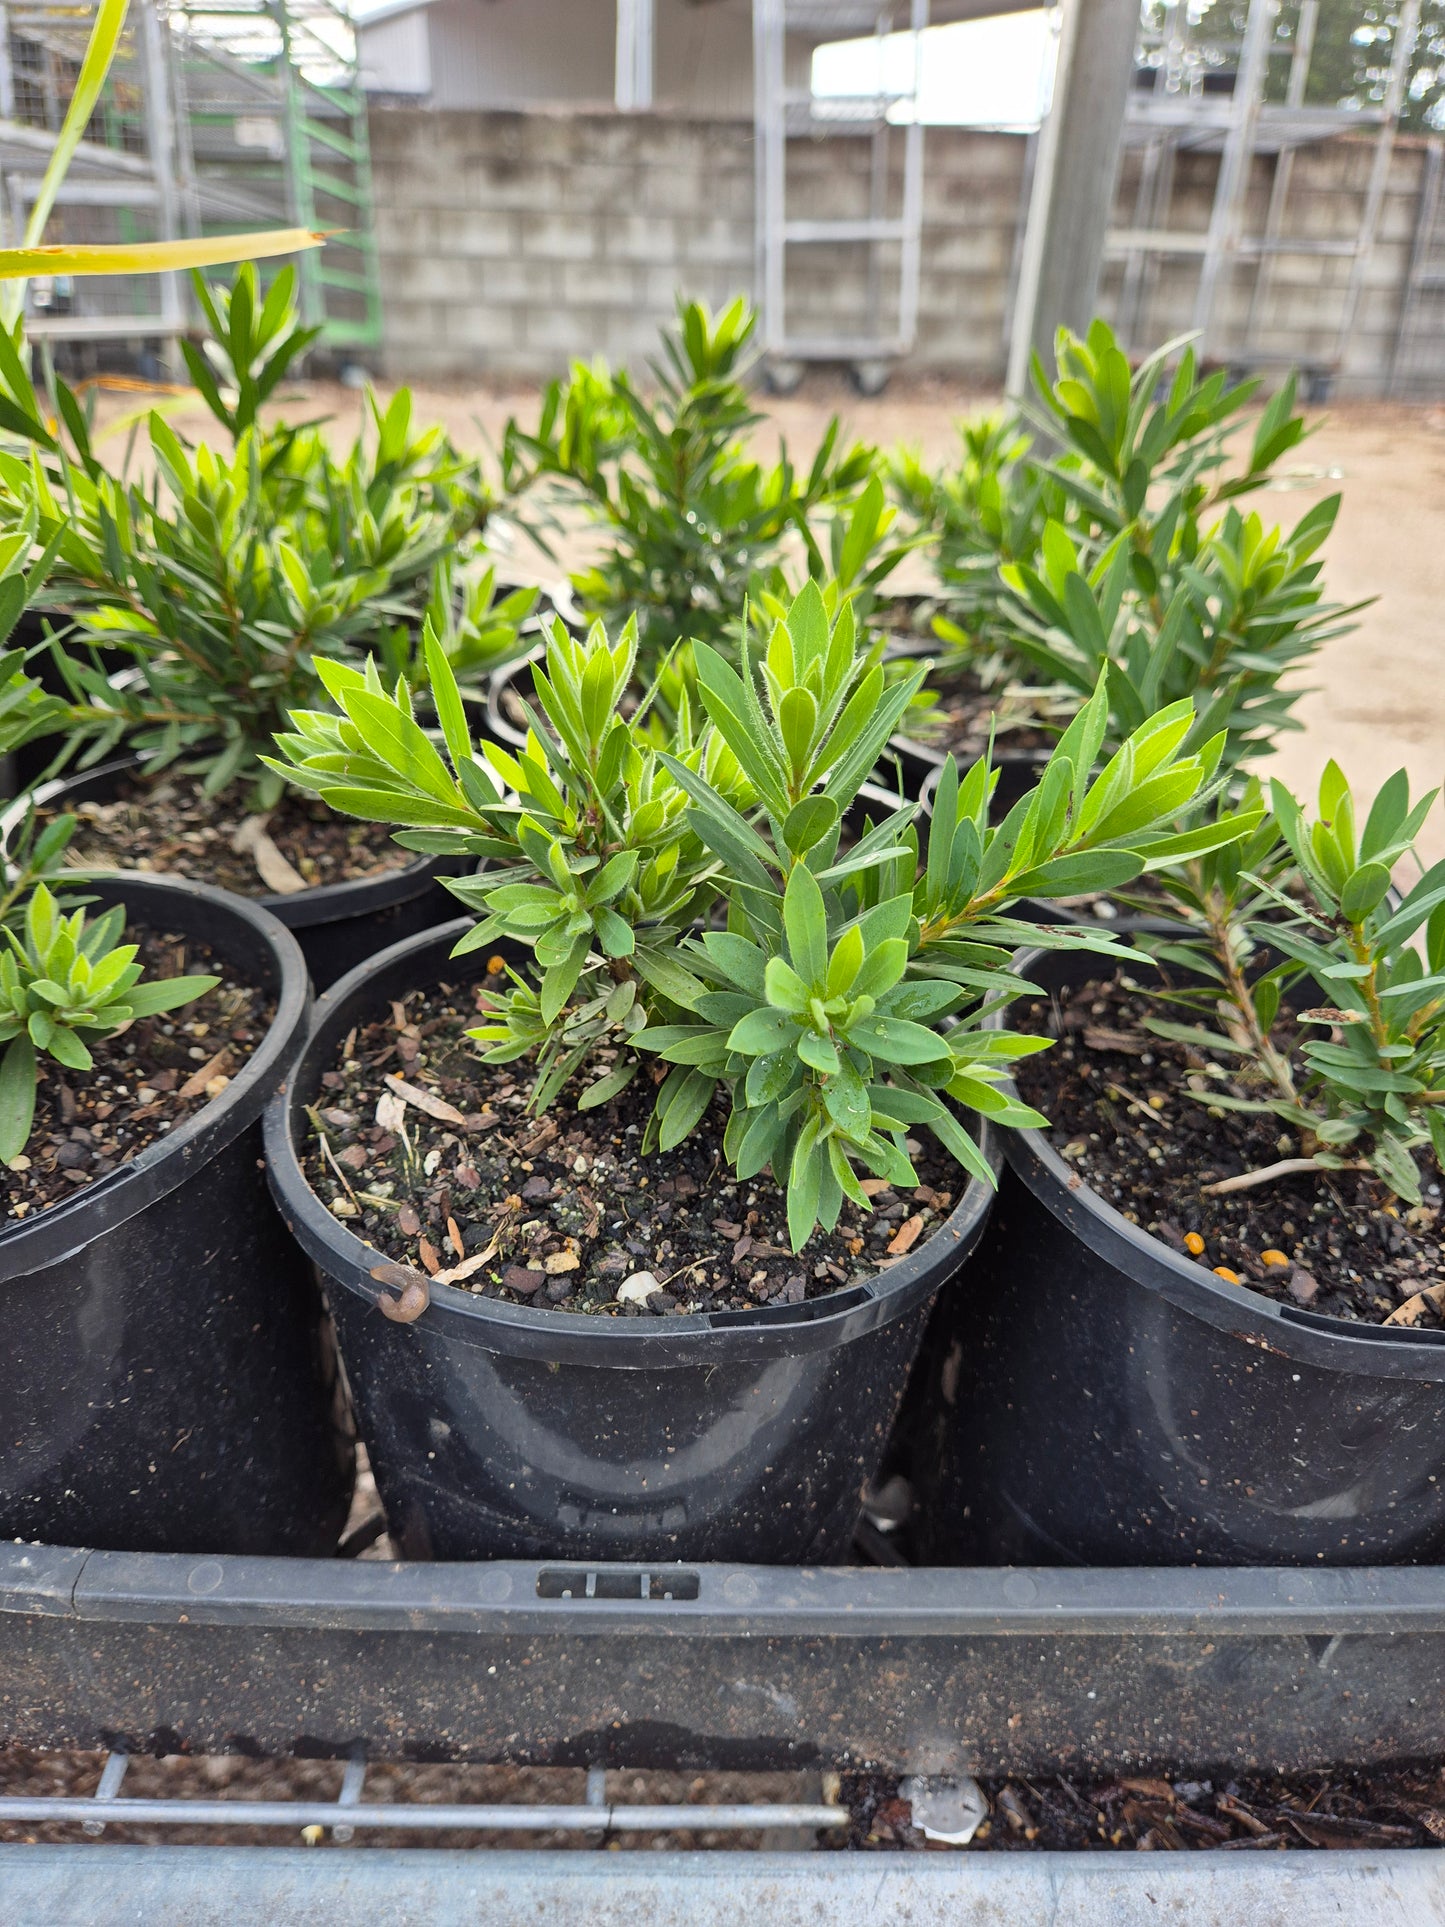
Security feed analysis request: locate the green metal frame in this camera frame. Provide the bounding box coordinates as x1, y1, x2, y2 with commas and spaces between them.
271, 0, 382, 356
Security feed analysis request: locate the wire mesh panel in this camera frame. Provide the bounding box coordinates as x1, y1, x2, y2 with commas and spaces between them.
172, 0, 382, 357
0, 0, 183, 344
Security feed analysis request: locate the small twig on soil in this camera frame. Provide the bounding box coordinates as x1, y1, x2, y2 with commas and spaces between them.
319, 1131, 359, 1204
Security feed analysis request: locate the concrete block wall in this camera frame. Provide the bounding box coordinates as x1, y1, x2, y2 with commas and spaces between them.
369, 104, 1442, 395
369, 108, 755, 380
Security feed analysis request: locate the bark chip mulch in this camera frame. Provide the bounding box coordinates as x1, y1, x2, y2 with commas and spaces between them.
845, 1765, 1445, 1852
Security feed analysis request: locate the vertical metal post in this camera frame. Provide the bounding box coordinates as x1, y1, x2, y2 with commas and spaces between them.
271, 0, 323, 331
896, 0, 927, 353
138, 0, 183, 342
1117, 132, 1165, 349
1006, 0, 1139, 393
615, 0, 654, 113
752, 0, 786, 357
1243, 0, 1317, 350
1389, 133, 1444, 397
865, 11, 888, 344
1334, 0, 1420, 373
0, 4, 14, 124
1190, 0, 1274, 351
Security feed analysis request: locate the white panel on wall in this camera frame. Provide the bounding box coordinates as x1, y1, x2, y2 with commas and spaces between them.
360, 9, 433, 95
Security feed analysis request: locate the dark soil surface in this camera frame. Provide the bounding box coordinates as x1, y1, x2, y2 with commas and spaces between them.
2, 924, 270, 1219
845, 1766, 1445, 1852
899, 665, 1060, 765
300, 978, 965, 1317
1014, 971, 1445, 1326
62, 771, 411, 898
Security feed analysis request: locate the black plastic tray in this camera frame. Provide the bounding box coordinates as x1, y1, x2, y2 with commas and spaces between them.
4, 1544, 1443, 1777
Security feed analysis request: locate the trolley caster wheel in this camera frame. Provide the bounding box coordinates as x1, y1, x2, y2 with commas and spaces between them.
338, 360, 371, 390
850, 360, 892, 397
763, 358, 805, 397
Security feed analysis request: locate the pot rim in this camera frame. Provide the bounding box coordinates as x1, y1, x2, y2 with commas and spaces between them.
264, 915, 1000, 1365
2, 753, 441, 930
997, 934, 1445, 1373
0, 870, 309, 1278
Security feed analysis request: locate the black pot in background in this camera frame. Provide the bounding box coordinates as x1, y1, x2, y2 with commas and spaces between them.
0, 872, 353, 1556
2, 756, 469, 993
265, 918, 999, 1565
910, 943, 1445, 1568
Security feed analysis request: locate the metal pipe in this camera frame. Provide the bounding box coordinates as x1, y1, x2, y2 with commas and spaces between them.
1335, 0, 1421, 370
1243, 0, 1317, 346
1389, 134, 1445, 397
615, 0, 654, 113
1191, 0, 1275, 350
0, 1797, 848, 1832
896, 0, 928, 355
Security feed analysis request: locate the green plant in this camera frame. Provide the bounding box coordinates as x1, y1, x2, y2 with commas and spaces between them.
1001, 494, 1356, 766
270, 581, 1256, 1249
892, 319, 1351, 770
0, 882, 217, 1160
998, 321, 1358, 766
0, 271, 527, 804
890, 410, 1057, 655
505, 296, 879, 667
183, 262, 323, 443
1140, 764, 1445, 1205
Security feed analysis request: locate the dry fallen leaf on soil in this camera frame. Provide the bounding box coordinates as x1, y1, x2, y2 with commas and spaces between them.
178, 1047, 231, 1100
383, 1073, 467, 1126
1385, 1280, 1445, 1327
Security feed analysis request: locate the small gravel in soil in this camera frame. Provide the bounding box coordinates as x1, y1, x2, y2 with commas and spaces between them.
300, 977, 967, 1316
844, 1766, 1445, 1852
1, 925, 270, 1218
60, 772, 410, 898
1014, 971, 1444, 1326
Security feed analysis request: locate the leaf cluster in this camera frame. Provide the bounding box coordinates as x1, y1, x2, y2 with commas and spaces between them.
0, 882, 218, 1160
272, 581, 1256, 1249
503, 296, 882, 668
0, 270, 524, 801
1138, 765, 1445, 1204
895, 317, 1351, 769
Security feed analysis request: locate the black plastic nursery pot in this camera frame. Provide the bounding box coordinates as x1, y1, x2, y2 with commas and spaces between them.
910, 943, 1445, 1571
889, 719, 1051, 816
3, 756, 466, 992
264, 918, 1000, 1566
0, 871, 353, 1558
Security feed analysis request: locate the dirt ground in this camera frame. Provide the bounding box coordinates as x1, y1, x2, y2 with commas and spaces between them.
89, 371, 1445, 864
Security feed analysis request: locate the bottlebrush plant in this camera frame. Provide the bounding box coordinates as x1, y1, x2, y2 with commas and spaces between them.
1140, 764, 1445, 1205
0, 265, 521, 804
270, 583, 1256, 1247
894, 318, 1356, 770
503, 296, 884, 667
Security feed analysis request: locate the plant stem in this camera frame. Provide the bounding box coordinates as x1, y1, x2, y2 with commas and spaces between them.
1204, 884, 1300, 1107
1202, 1155, 1367, 1196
